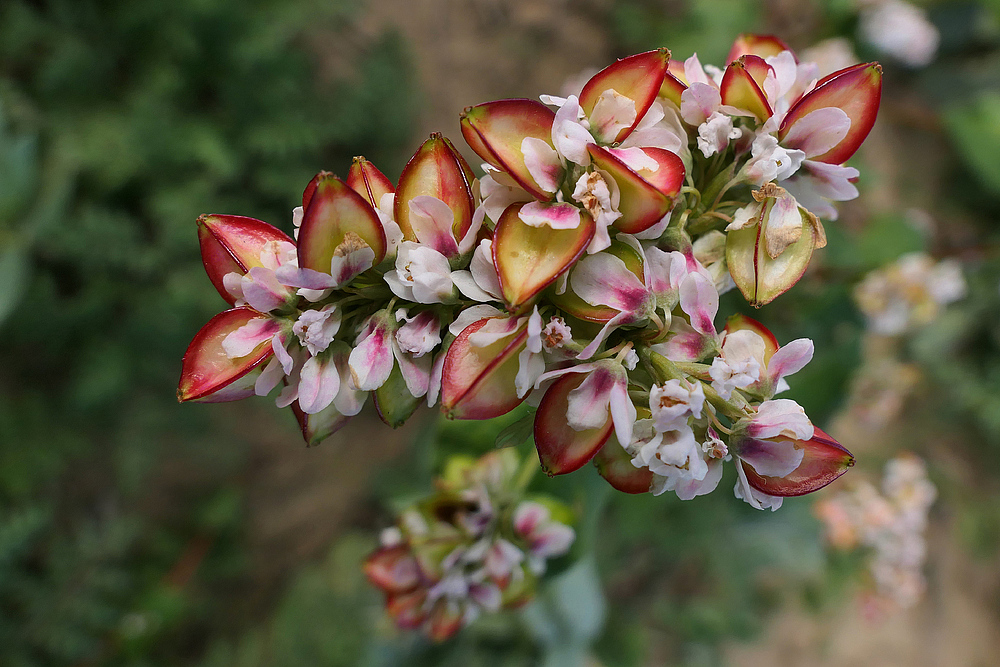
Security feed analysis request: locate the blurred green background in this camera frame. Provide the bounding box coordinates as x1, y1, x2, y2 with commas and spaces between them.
2, 0, 999, 665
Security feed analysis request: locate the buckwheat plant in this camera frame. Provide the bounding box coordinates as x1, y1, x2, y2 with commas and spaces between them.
364, 449, 574, 640
180, 35, 880, 515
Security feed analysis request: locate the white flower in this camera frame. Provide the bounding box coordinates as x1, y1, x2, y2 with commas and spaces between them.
697, 111, 741, 158
649, 379, 705, 432
709, 331, 763, 399
394, 309, 441, 358
572, 170, 622, 253
385, 241, 457, 304
292, 304, 341, 356
743, 133, 806, 185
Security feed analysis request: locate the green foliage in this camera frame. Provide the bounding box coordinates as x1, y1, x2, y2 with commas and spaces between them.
0, 0, 417, 664
944, 92, 1000, 195
611, 0, 761, 63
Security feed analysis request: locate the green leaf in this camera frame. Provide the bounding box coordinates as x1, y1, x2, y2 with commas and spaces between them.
494, 407, 535, 449
944, 92, 1000, 194
0, 244, 30, 328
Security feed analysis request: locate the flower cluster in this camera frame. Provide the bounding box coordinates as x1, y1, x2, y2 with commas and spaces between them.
179, 34, 880, 505
363, 450, 574, 640
855, 251, 965, 335
815, 454, 936, 609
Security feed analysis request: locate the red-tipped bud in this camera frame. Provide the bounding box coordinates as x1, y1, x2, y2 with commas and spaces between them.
587, 145, 685, 234
177, 307, 275, 403
724, 313, 779, 365
440, 317, 529, 420
659, 60, 688, 107
461, 99, 560, 200
779, 62, 882, 164
740, 427, 855, 496
197, 214, 293, 305
533, 373, 614, 475
493, 203, 594, 310
593, 437, 653, 494
364, 545, 422, 594
297, 172, 387, 272
394, 133, 476, 242
579, 48, 671, 143
346, 156, 395, 210
720, 56, 773, 122
726, 33, 795, 65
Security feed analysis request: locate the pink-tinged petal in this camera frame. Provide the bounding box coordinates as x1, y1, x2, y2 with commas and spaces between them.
608, 375, 637, 447
588, 89, 638, 145
470, 239, 502, 300
593, 437, 654, 494
551, 97, 594, 165
651, 321, 708, 363
534, 372, 614, 475
346, 156, 395, 210
726, 206, 818, 307
393, 340, 432, 398
724, 314, 779, 364
178, 308, 275, 402
426, 347, 446, 407
364, 545, 421, 593
680, 82, 721, 126
579, 48, 671, 143
462, 100, 559, 200
779, 62, 882, 164
440, 317, 529, 419
659, 64, 688, 107
495, 203, 595, 309
680, 273, 718, 335
550, 238, 645, 323
565, 367, 614, 431
298, 172, 387, 272
571, 252, 650, 314
241, 266, 290, 313
348, 317, 395, 391
297, 355, 342, 415
767, 338, 813, 382
781, 107, 851, 159
468, 314, 523, 347
513, 501, 547, 537
394, 133, 475, 244
254, 356, 285, 397
515, 345, 545, 398
449, 304, 504, 337
747, 399, 814, 440
521, 137, 563, 194
720, 56, 773, 122
408, 195, 460, 257
274, 265, 337, 291
741, 427, 854, 496
737, 436, 804, 478
588, 145, 684, 234
197, 214, 294, 305
518, 201, 582, 230
577, 311, 632, 360
221, 316, 280, 358
727, 34, 795, 65
328, 246, 376, 285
